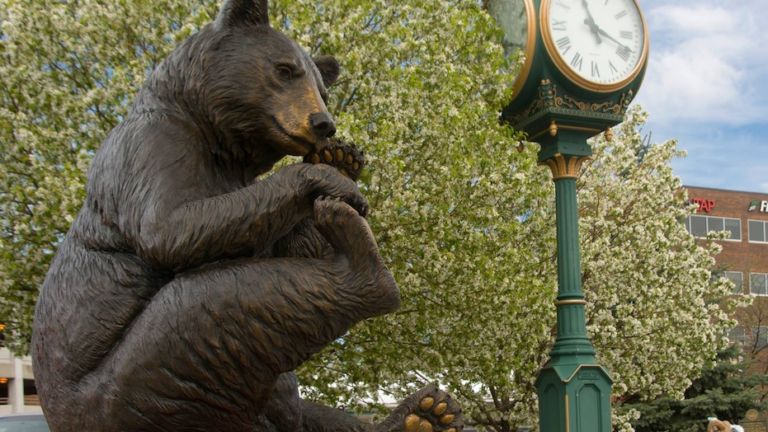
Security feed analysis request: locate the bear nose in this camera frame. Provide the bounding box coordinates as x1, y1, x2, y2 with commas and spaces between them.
310, 112, 336, 139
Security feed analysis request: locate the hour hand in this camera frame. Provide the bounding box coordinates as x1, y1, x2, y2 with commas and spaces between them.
581, 0, 602, 43
583, 18, 603, 43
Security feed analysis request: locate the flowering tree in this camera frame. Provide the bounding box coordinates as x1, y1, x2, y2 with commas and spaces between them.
621, 346, 768, 432
731, 297, 768, 402
0, 0, 221, 354
578, 108, 735, 430
0, 1, 732, 430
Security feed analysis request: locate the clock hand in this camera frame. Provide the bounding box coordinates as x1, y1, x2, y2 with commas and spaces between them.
595, 27, 633, 52
583, 18, 603, 44
581, 0, 603, 44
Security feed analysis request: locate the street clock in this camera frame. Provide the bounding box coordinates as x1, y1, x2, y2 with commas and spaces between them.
487, 2, 650, 432
486, 0, 537, 99
542, 0, 648, 92
488, 0, 649, 143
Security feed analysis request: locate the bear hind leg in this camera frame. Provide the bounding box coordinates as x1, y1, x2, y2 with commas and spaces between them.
313, 197, 399, 317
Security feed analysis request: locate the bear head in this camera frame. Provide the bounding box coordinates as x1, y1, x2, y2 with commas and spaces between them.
210, 0, 340, 158
141, 0, 341, 164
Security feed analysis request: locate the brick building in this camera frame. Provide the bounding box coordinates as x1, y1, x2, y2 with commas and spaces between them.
684, 186, 768, 357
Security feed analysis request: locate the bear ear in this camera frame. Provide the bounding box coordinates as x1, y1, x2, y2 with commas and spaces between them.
216, 0, 269, 28
314, 56, 340, 88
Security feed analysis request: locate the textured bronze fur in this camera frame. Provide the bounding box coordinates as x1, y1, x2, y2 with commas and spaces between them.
31, 1, 462, 430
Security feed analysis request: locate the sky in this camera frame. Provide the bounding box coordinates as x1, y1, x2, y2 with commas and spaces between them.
633, 0, 768, 192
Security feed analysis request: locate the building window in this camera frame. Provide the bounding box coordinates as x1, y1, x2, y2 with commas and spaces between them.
753, 326, 768, 349
724, 271, 744, 295
748, 219, 768, 243
686, 215, 741, 241
733, 326, 768, 349
750, 273, 768, 296
0, 379, 7, 406
724, 218, 741, 240
729, 326, 747, 345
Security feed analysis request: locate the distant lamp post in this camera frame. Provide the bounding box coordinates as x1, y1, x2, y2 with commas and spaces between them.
487, 0, 649, 431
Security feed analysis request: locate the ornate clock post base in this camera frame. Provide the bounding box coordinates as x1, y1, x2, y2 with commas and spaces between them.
535, 132, 612, 432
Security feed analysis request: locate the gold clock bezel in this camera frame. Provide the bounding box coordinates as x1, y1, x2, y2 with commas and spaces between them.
509, 0, 538, 101
540, 0, 650, 93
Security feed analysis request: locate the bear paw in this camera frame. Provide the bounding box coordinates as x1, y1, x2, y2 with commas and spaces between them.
314, 197, 376, 264
304, 138, 365, 181
403, 392, 462, 432
374, 385, 462, 432
313, 197, 399, 316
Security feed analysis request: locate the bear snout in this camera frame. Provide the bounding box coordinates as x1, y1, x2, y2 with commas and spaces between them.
309, 112, 336, 140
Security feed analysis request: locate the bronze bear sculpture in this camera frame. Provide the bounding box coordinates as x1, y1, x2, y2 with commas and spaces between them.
32, 0, 462, 430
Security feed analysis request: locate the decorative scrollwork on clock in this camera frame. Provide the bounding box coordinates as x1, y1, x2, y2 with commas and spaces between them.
507, 80, 634, 126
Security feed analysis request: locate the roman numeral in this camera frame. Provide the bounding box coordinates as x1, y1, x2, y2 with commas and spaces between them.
591, 61, 600, 78
552, 20, 567, 31
620, 30, 633, 39
617, 45, 631, 61
609, 61, 618, 73
556, 36, 571, 55
615, 10, 628, 19
571, 52, 583, 71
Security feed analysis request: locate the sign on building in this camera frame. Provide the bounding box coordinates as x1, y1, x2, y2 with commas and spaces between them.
748, 200, 768, 213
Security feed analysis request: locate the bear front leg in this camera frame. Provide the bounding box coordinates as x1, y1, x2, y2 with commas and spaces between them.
134, 162, 367, 272
273, 137, 367, 262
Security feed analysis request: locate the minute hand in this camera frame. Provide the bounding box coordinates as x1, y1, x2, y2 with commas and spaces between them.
596, 27, 632, 51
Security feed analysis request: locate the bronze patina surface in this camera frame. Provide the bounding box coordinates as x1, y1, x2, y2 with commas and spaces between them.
31, 0, 462, 430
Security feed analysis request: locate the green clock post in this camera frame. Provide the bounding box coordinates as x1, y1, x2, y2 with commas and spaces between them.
487, 0, 649, 430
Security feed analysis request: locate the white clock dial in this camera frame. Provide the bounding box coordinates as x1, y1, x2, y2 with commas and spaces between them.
488, 0, 537, 100
545, 0, 646, 87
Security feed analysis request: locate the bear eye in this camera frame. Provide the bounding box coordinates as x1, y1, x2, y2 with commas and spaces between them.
276, 64, 296, 81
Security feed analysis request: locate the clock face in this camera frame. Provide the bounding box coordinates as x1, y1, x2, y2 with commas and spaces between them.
487, 0, 536, 99
544, 0, 646, 89
488, 0, 532, 57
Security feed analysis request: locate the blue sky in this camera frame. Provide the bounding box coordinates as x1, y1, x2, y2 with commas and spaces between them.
633, 0, 768, 192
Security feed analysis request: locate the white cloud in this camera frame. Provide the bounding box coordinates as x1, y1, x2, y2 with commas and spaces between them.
635, 0, 768, 126
648, 5, 738, 35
